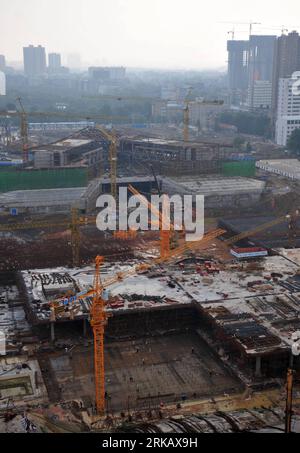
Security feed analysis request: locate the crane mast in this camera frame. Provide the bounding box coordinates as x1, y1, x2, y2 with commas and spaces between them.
95, 126, 118, 200
183, 103, 190, 142
183, 87, 194, 142
109, 139, 117, 201
90, 256, 108, 414
0, 208, 91, 267
70, 208, 81, 267
128, 184, 172, 259
16, 97, 29, 163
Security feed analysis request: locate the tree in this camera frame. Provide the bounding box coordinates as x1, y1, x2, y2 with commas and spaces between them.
233, 136, 245, 151
287, 128, 300, 155
217, 111, 271, 137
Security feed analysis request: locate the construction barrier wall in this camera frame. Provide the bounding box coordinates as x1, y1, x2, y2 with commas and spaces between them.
0, 168, 88, 192
221, 161, 256, 178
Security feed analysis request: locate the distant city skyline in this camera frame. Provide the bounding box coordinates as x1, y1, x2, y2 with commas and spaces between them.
1, 0, 300, 70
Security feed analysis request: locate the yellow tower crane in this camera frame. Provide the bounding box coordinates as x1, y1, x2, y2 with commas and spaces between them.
128, 184, 173, 259
16, 97, 29, 163
183, 87, 194, 142
224, 213, 299, 246
83, 92, 224, 143
0, 209, 95, 267
0, 107, 125, 175
183, 93, 225, 142
70, 208, 81, 267
94, 126, 118, 200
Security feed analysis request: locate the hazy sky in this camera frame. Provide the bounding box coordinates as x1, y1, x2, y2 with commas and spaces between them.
1, 0, 300, 69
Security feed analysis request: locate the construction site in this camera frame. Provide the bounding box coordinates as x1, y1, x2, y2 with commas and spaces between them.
1, 98, 300, 435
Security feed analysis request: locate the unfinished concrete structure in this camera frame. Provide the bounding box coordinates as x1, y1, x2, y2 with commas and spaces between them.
1, 224, 300, 431
162, 176, 266, 209
119, 137, 233, 175
0, 356, 47, 404
15, 253, 300, 388
0, 182, 112, 215
33, 138, 103, 169
1, 126, 300, 432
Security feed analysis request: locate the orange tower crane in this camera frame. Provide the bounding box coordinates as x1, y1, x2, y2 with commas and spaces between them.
90, 256, 109, 414
50, 227, 227, 415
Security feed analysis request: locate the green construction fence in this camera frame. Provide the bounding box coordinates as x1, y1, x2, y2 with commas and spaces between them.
221, 160, 256, 178
0, 168, 88, 193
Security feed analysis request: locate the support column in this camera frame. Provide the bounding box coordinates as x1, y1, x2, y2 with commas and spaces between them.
50, 322, 55, 342
255, 356, 261, 377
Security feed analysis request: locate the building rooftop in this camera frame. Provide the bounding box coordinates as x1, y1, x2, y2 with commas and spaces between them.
122, 136, 233, 148
164, 176, 265, 196
0, 187, 86, 208
100, 176, 155, 184
32, 138, 94, 154
257, 159, 300, 180
54, 139, 92, 148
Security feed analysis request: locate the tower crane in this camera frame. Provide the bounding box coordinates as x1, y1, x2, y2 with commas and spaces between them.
0, 108, 125, 180
224, 213, 299, 246
51, 227, 227, 317
70, 208, 81, 267
183, 87, 194, 142
219, 21, 261, 37
0, 209, 94, 267
84, 93, 224, 142
1, 96, 224, 179
90, 256, 108, 414
227, 29, 235, 40
16, 98, 29, 163
128, 184, 173, 259
150, 164, 162, 196
51, 210, 300, 414
95, 126, 118, 201
51, 226, 226, 414
184, 98, 225, 142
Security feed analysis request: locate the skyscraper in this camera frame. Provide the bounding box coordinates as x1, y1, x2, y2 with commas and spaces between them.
227, 40, 249, 105
23, 45, 47, 77
48, 53, 61, 70
227, 35, 277, 109
248, 35, 276, 83
0, 71, 6, 96
247, 35, 276, 110
0, 55, 6, 72
275, 73, 300, 146
272, 31, 300, 113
